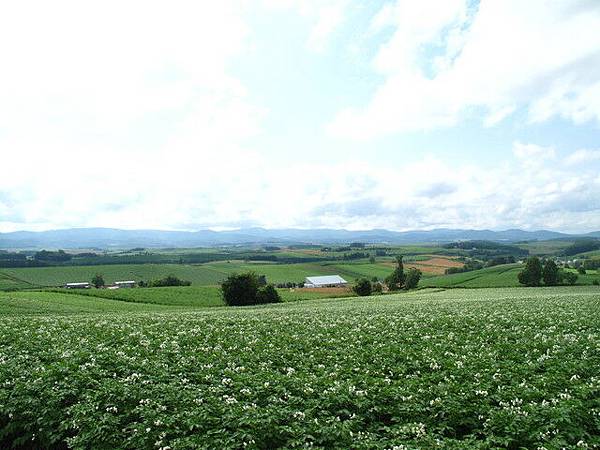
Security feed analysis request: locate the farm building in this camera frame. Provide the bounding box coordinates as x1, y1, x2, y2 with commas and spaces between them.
114, 280, 136, 288
64, 282, 91, 289
304, 275, 348, 288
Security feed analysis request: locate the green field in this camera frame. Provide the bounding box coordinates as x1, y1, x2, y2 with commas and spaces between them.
0, 260, 399, 290
40, 286, 353, 309
421, 263, 600, 288
420, 264, 523, 288
1, 287, 598, 449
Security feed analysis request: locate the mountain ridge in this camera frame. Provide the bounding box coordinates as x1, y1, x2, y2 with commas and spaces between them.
1, 227, 598, 249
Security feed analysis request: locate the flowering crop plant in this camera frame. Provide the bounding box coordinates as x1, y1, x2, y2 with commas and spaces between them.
0, 287, 599, 449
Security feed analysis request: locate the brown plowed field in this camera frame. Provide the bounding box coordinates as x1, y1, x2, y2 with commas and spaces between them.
382, 256, 464, 275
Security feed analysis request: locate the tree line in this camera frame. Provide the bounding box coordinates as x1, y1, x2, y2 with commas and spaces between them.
353, 256, 421, 296
518, 257, 578, 286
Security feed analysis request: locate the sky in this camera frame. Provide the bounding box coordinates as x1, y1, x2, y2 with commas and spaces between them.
1, 0, 600, 233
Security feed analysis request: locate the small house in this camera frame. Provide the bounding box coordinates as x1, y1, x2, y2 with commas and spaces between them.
114, 280, 136, 288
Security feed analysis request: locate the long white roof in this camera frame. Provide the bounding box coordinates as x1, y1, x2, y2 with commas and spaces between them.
305, 275, 347, 285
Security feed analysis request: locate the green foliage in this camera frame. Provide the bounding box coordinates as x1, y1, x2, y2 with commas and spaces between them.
91, 273, 105, 288
404, 268, 422, 290
372, 282, 383, 294
256, 284, 282, 304
0, 287, 599, 448
33, 249, 72, 262
518, 257, 542, 286
562, 271, 578, 285
221, 272, 281, 306
385, 256, 405, 291
583, 258, 600, 270
562, 239, 600, 256
352, 278, 372, 296
221, 272, 260, 306
542, 260, 559, 286
148, 275, 191, 287
577, 266, 587, 275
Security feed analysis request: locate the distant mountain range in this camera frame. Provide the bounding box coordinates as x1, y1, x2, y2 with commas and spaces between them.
1, 227, 599, 249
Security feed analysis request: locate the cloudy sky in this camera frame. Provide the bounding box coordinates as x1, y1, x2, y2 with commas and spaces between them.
1, 0, 599, 233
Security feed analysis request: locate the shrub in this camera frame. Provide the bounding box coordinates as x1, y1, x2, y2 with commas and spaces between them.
353, 278, 372, 296
592, 279, 599, 286
404, 268, 422, 290
256, 284, 282, 304
372, 282, 383, 294
577, 267, 586, 275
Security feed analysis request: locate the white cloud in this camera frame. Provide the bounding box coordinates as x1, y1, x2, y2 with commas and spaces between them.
2, 139, 600, 233
1, 2, 599, 234
565, 148, 600, 166
329, 0, 600, 138
262, 0, 349, 52
512, 141, 556, 164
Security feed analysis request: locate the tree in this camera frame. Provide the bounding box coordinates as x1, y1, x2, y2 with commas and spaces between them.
369, 256, 376, 264
221, 272, 260, 306
91, 274, 105, 288
221, 272, 281, 306
385, 256, 405, 291
518, 256, 542, 286
256, 284, 282, 304
577, 266, 586, 275
562, 271, 578, 286
404, 268, 422, 290
353, 278, 372, 296
542, 260, 559, 286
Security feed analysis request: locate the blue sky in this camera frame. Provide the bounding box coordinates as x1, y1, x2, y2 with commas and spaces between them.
1, 0, 599, 233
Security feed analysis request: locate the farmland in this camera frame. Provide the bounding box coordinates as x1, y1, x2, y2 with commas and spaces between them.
0, 260, 412, 290
1, 286, 599, 449
420, 264, 600, 288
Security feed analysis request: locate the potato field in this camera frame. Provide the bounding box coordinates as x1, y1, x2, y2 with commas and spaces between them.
0, 287, 599, 449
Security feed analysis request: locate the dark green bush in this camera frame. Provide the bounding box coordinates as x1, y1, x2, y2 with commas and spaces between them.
221, 272, 280, 306
353, 278, 372, 296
